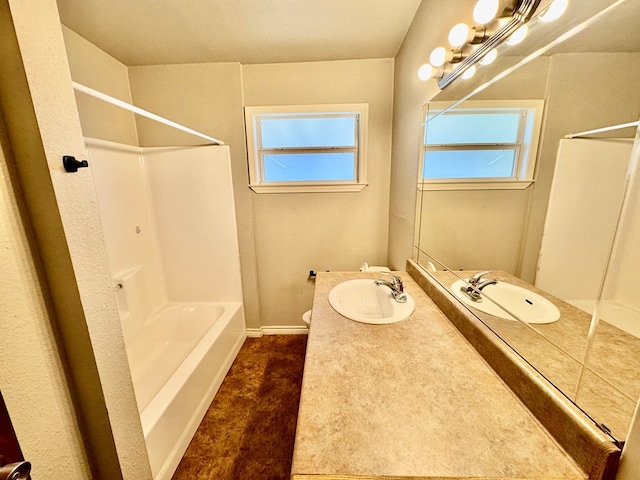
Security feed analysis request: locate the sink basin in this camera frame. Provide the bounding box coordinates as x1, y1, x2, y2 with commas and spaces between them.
451, 279, 560, 324
328, 279, 415, 324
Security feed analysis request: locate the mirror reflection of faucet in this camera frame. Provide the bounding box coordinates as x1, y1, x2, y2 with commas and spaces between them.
461, 270, 497, 302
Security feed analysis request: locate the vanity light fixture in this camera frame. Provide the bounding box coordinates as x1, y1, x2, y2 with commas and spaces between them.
478, 48, 498, 65
539, 0, 569, 22
418, 0, 570, 89
417, 63, 450, 81
429, 46, 448, 67
449, 23, 471, 47
418, 63, 434, 81
473, 0, 508, 25
506, 24, 528, 45
461, 65, 477, 80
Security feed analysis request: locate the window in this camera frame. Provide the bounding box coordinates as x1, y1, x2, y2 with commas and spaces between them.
419, 100, 544, 190
245, 104, 369, 193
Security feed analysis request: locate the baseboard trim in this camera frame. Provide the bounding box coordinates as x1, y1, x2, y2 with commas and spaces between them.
246, 326, 309, 338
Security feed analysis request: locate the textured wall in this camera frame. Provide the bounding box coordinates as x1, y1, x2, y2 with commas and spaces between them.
0, 93, 92, 480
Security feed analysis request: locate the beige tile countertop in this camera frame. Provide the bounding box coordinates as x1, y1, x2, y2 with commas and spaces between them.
290, 271, 587, 480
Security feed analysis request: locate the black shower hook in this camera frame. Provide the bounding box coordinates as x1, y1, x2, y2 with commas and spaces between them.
63, 155, 89, 172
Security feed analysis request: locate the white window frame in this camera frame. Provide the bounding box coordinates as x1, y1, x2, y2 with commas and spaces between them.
419, 99, 545, 191
244, 104, 369, 193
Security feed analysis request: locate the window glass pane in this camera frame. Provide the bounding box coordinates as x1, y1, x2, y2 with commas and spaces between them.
261, 116, 356, 148
423, 149, 517, 179
263, 153, 356, 182
425, 113, 521, 145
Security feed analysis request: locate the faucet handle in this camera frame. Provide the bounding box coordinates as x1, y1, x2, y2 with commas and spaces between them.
469, 270, 493, 285
381, 272, 404, 291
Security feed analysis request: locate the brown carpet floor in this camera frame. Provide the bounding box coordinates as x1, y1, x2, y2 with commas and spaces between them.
172, 334, 308, 480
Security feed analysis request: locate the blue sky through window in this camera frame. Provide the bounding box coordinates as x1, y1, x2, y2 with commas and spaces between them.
423, 150, 517, 179
426, 113, 521, 145
264, 153, 355, 182
261, 116, 356, 149
245, 104, 368, 190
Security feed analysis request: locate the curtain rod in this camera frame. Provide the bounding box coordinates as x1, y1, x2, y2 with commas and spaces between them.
565, 121, 639, 139
72, 82, 224, 145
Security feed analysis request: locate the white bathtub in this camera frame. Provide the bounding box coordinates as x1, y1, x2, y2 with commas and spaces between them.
569, 299, 640, 338
125, 301, 246, 480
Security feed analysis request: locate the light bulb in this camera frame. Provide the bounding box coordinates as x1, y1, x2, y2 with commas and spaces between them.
479, 49, 498, 65
473, 0, 500, 25
448, 23, 470, 48
430, 47, 447, 67
506, 24, 528, 46
540, 0, 568, 23
418, 64, 434, 81
461, 65, 477, 80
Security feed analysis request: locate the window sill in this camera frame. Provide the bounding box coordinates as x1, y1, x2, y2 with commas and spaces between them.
418, 180, 534, 191
249, 183, 369, 194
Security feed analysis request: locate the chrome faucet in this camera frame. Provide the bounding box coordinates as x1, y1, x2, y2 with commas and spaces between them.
374, 273, 408, 303
468, 270, 494, 286
460, 270, 497, 302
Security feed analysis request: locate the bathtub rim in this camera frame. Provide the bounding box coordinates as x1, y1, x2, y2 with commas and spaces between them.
142, 300, 246, 480
139, 300, 243, 434
125, 301, 227, 413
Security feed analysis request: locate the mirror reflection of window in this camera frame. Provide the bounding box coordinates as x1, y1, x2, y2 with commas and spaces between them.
420, 100, 543, 190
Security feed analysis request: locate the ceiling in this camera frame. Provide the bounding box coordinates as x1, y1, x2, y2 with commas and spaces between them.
56, 0, 423, 66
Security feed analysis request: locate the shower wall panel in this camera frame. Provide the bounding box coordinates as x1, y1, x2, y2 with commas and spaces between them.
535, 138, 633, 303
601, 139, 640, 312
142, 145, 242, 303
87, 139, 166, 341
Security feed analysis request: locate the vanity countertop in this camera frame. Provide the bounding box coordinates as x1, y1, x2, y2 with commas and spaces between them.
428, 269, 638, 441
290, 271, 587, 480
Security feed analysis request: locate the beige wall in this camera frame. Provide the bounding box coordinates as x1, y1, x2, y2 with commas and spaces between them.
243, 59, 394, 326
1, 1, 151, 478
388, 0, 471, 270
62, 26, 138, 145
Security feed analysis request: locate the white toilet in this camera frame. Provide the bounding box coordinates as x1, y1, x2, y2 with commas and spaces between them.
302, 309, 312, 327
359, 262, 391, 273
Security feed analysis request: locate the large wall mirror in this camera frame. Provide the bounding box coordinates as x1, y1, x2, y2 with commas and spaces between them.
414, 0, 640, 443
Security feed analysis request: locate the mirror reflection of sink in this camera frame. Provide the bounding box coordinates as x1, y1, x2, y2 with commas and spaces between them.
451, 279, 560, 324
328, 279, 415, 324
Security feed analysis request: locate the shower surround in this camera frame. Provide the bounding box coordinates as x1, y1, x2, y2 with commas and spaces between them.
87, 138, 245, 479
